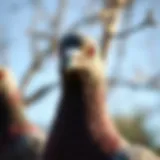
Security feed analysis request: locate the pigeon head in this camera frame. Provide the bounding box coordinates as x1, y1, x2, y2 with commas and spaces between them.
59, 33, 104, 83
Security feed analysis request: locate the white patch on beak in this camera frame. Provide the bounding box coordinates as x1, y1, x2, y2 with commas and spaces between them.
66, 48, 79, 58
65, 48, 81, 70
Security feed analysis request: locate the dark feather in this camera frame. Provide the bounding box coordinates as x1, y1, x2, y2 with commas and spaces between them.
43, 34, 130, 160
43, 71, 129, 160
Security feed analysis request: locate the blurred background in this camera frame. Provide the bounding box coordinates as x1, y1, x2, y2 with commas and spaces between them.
0, 0, 160, 154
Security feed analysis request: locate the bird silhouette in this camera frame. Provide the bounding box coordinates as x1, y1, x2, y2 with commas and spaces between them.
0, 67, 46, 160
43, 33, 160, 160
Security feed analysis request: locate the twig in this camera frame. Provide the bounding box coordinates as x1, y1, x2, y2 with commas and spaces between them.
20, 48, 52, 90
108, 78, 160, 91
20, 0, 66, 91
101, 0, 125, 59
24, 82, 58, 106
111, 2, 133, 78
20, 0, 160, 105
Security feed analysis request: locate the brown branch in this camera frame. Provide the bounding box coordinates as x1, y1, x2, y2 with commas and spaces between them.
68, 13, 101, 31
108, 78, 160, 91
68, 2, 128, 32
20, 49, 52, 91
101, 0, 126, 59
20, 0, 49, 91
68, 8, 158, 39
24, 73, 160, 107
22, 12, 159, 105
21, 1, 159, 105
111, 1, 133, 82
48, 0, 67, 55
0, 26, 9, 66
69, 14, 151, 39
100, 3, 158, 59
20, 0, 66, 92
114, 9, 158, 39
24, 82, 58, 106
28, 31, 53, 40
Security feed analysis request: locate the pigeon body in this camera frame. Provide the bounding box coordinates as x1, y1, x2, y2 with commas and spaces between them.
43, 33, 160, 160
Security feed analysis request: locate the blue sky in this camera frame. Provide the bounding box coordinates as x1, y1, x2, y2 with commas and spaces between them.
1, 0, 160, 145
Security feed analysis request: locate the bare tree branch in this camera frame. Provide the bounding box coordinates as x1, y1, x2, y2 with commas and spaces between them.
20, 48, 52, 91
23, 11, 159, 105
24, 82, 58, 106
68, 7, 158, 39
23, 71, 160, 107
111, 1, 133, 80
0, 26, 10, 66
101, 0, 126, 59
20, 0, 160, 106
68, 13, 101, 31
108, 78, 160, 91
24, 76, 160, 106
20, 0, 66, 92
114, 10, 158, 39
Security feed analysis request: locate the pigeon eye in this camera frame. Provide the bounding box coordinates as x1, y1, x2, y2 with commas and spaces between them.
87, 46, 95, 57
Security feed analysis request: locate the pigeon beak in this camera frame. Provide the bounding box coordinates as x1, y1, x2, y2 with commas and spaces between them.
65, 49, 80, 72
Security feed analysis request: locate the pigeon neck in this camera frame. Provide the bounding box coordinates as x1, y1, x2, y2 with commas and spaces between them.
43, 74, 126, 160
63, 75, 124, 153
82, 78, 124, 153
44, 77, 108, 160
